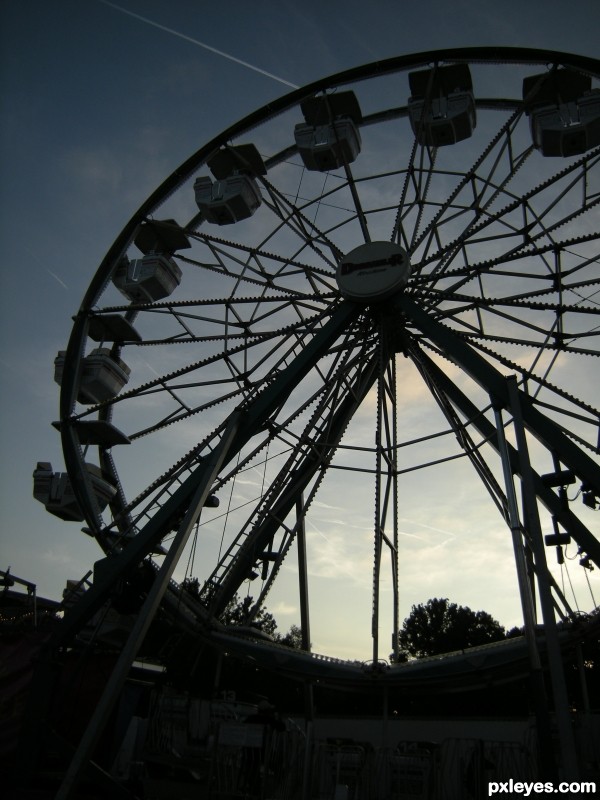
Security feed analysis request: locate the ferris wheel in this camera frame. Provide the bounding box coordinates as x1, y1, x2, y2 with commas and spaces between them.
36, 47, 600, 673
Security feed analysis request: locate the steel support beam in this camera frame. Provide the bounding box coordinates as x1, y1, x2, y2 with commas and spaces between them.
20, 301, 360, 789
408, 342, 600, 569
494, 403, 557, 780
507, 377, 580, 780
53, 301, 360, 648
56, 415, 241, 799
397, 294, 600, 492
296, 494, 312, 652
208, 347, 380, 615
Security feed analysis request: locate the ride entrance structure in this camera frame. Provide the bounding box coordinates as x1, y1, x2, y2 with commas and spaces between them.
16, 48, 600, 797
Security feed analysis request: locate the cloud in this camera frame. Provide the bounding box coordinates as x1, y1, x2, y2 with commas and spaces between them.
59, 145, 124, 195
271, 600, 297, 616
305, 521, 372, 586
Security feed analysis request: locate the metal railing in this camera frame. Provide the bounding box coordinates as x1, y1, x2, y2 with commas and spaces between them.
135, 691, 590, 799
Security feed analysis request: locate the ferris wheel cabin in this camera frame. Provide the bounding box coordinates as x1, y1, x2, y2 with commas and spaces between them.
54, 348, 131, 405
194, 143, 266, 225
407, 64, 476, 146
523, 69, 600, 156
113, 254, 182, 303
294, 91, 363, 172
33, 461, 116, 521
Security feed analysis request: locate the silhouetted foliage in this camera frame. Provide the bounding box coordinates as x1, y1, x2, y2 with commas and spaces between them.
275, 623, 304, 650
222, 595, 304, 648
506, 625, 524, 639
221, 593, 278, 637
396, 597, 506, 659
181, 582, 303, 649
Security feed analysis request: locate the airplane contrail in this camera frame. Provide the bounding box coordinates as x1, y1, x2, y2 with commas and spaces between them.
98, 0, 300, 90
46, 269, 69, 290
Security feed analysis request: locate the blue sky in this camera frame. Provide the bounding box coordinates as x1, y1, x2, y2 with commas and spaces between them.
1, 0, 599, 660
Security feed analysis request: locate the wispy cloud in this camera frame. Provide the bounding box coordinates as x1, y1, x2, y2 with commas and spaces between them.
306, 519, 371, 586
59, 145, 123, 195
272, 600, 297, 616
97, 0, 299, 90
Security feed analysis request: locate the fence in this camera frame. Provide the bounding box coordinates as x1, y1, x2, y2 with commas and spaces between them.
309, 738, 536, 800
141, 689, 305, 798
132, 691, 595, 799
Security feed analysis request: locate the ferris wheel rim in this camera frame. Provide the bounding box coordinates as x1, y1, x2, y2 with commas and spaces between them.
59, 46, 600, 518
52, 46, 600, 670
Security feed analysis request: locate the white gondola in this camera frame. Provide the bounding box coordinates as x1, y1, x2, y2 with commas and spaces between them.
524, 70, 600, 157
33, 461, 116, 521
54, 347, 130, 405
408, 64, 476, 146
294, 91, 362, 172
194, 144, 265, 225
113, 253, 182, 303
294, 119, 361, 172
194, 174, 262, 224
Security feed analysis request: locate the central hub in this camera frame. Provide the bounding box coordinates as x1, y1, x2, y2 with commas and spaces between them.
336, 241, 411, 302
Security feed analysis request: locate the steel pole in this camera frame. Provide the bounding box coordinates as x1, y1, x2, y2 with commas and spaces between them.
506, 376, 579, 780
296, 494, 312, 652
494, 402, 557, 780
56, 415, 240, 799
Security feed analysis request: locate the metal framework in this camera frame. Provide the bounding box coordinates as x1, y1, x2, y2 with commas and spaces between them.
25, 47, 600, 793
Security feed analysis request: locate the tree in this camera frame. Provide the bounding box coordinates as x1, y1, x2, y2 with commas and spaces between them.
181, 583, 304, 649
221, 594, 304, 648
506, 625, 524, 639
221, 593, 278, 637
275, 624, 304, 650
397, 597, 506, 659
